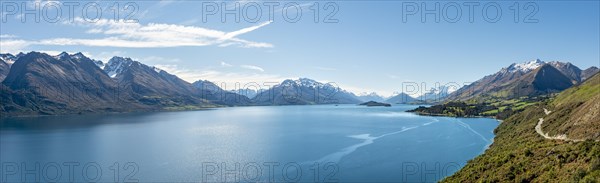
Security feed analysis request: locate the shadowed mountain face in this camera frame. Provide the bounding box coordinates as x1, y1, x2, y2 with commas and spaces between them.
251, 78, 362, 105
446, 60, 598, 102
508, 64, 574, 97
548, 61, 582, 83
1, 52, 134, 115
192, 80, 251, 106
104, 56, 207, 106
0, 53, 19, 81
0, 58, 9, 81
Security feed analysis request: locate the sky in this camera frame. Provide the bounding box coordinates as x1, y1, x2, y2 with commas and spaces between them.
1, 0, 599, 97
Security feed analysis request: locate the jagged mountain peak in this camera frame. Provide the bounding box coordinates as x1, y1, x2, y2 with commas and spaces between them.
252, 77, 361, 105
504, 59, 546, 73
55, 51, 70, 60
281, 78, 332, 88
53, 52, 94, 62
104, 56, 135, 78
0, 53, 19, 65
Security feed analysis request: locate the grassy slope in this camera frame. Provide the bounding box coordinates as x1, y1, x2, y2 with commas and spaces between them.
443, 74, 600, 182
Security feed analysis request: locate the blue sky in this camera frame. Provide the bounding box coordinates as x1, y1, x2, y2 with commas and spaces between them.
1, 0, 599, 97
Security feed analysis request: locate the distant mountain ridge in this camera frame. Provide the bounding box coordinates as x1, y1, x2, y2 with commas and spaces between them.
385, 92, 417, 104
415, 86, 451, 102
356, 92, 385, 102
192, 80, 251, 106
251, 78, 362, 105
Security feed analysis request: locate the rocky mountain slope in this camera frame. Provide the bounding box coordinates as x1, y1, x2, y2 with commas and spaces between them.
104, 56, 209, 107
0, 58, 9, 81
1, 52, 137, 115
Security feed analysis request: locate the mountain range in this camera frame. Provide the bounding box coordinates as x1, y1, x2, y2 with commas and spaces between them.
1, 53, 598, 117
0, 52, 368, 116
251, 78, 362, 105
356, 92, 386, 102
385, 92, 417, 104
446, 59, 599, 102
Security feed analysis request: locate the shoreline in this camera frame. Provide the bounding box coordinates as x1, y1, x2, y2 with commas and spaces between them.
408, 111, 502, 121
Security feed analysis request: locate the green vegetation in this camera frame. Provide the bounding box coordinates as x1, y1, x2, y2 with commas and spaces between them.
163, 105, 214, 111
443, 103, 600, 182
408, 96, 547, 120
443, 73, 600, 182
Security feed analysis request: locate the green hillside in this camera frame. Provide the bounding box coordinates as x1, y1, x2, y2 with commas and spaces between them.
443, 73, 600, 182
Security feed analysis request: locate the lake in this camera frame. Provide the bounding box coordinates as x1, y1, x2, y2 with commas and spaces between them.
0, 104, 498, 182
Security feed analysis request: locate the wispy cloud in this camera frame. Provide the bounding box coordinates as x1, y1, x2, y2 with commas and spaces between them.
240, 65, 265, 72
0, 39, 29, 53
0, 18, 273, 52
154, 64, 287, 89
0, 34, 18, 39
220, 61, 233, 67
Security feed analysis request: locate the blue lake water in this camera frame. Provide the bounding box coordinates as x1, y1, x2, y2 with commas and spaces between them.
0, 105, 498, 182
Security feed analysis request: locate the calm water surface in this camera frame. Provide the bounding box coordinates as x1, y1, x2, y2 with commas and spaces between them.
0, 105, 498, 182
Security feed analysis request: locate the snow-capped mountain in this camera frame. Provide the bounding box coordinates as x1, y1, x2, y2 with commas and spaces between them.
94, 60, 105, 69
447, 59, 598, 101
253, 78, 361, 105
416, 86, 450, 102
502, 59, 545, 73
281, 78, 324, 88
385, 92, 417, 104
0, 53, 20, 65
103, 57, 134, 78
53, 52, 70, 60
1, 51, 121, 115
102, 56, 167, 77
356, 92, 385, 102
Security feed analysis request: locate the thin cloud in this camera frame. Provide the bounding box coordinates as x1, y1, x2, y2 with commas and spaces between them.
240, 65, 265, 72
0, 34, 18, 39
154, 64, 287, 89
0, 39, 29, 53
1, 18, 273, 51
221, 61, 233, 67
